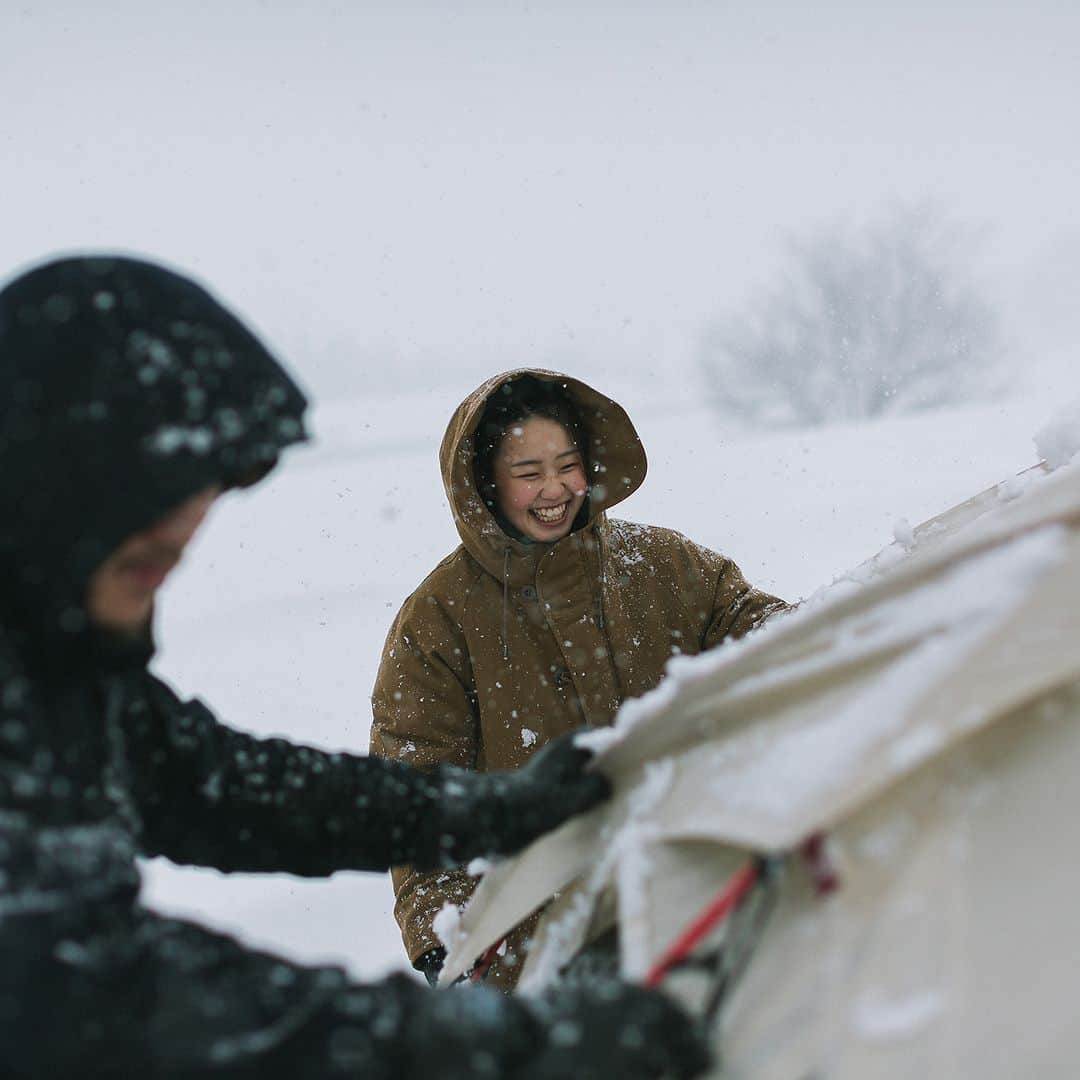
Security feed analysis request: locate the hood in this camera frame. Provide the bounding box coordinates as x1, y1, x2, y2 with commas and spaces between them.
438, 369, 647, 578
0, 253, 308, 657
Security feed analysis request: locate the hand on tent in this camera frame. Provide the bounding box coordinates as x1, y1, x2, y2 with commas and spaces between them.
412, 730, 611, 869
414, 946, 447, 987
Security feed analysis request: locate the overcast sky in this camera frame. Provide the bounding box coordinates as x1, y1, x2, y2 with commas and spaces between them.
3, 1, 1078, 401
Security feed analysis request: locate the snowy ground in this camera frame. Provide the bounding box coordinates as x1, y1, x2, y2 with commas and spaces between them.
140, 373, 1061, 982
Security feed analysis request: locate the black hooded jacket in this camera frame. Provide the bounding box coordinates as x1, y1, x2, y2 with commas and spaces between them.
0, 257, 550, 1078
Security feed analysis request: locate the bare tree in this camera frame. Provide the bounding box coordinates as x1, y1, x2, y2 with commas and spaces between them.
699, 206, 1005, 428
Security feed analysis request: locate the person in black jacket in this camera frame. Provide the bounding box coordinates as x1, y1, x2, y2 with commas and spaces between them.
0, 255, 708, 1080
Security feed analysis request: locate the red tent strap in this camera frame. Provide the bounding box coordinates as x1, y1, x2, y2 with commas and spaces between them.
469, 937, 505, 983
469, 835, 836, 990
643, 860, 760, 989
800, 832, 839, 896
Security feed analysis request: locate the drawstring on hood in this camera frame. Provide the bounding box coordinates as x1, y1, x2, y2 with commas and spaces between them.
502, 548, 510, 661
597, 540, 607, 632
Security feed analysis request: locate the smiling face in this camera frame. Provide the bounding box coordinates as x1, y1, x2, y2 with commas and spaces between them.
86, 485, 221, 633
492, 416, 588, 542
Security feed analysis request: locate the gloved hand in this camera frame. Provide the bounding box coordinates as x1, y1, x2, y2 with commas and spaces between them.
396, 973, 709, 1080
414, 946, 447, 988
517, 978, 712, 1080
411, 730, 611, 869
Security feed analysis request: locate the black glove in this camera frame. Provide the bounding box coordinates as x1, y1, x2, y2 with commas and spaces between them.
398, 980, 539, 1079
411, 730, 611, 869
517, 978, 712, 1080
396, 974, 708, 1080
414, 946, 447, 988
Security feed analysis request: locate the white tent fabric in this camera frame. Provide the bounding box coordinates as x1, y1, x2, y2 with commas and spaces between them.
440, 457, 1080, 1077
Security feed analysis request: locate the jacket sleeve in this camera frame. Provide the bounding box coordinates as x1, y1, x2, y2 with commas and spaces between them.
694, 542, 790, 649
126, 675, 447, 876
369, 591, 481, 965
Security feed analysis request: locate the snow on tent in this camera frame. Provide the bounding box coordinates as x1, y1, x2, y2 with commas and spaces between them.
439, 429, 1080, 1077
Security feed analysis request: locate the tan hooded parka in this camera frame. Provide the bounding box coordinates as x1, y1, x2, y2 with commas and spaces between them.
370, 370, 787, 981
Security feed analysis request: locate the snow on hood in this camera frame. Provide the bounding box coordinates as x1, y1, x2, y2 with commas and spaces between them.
0, 254, 308, 647
437, 368, 647, 580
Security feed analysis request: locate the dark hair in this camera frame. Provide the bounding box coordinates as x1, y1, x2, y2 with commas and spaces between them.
474, 375, 589, 535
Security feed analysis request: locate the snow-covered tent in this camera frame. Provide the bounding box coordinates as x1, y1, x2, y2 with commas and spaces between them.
440, 427, 1080, 1078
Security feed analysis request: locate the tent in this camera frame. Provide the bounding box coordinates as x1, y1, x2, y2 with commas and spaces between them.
440, 450, 1080, 1077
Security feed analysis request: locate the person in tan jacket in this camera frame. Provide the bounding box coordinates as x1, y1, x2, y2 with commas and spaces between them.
370, 369, 788, 988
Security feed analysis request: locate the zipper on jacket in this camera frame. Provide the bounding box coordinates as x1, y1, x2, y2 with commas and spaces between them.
596, 537, 607, 631
501, 547, 510, 661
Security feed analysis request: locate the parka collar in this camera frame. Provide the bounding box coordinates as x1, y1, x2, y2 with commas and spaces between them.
438, 369, 648, 582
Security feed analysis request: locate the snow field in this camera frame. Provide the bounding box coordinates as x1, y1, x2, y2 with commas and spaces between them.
141, 377, 1059, 980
